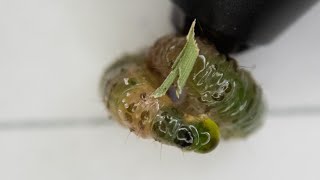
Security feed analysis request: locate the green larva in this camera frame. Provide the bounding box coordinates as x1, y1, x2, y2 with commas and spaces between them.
102, 24, 264, 153
147, 35, 264, 138
102, 56, 220, 153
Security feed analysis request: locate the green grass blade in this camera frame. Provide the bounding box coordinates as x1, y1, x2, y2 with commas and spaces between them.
152, 20, 199, 98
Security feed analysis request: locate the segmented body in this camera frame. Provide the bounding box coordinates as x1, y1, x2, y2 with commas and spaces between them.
147, 36, 264, 138
102, 56, 220, 153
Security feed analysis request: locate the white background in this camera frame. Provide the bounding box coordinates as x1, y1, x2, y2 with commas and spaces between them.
0, 0, 320, 180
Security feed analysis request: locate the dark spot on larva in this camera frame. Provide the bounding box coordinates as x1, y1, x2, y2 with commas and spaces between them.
204, 106, 212, 113
138, 121, 145, 130
111, 82, 118, 89
245, 99, 255, 113
214, 65, 219, 71
160, 111, 168, 117
127, 103, 138, 113
120, 68, 126, 73
160, 111, 171, 122
128, 78, 137, 86
171, 108, 179, 115
212, 93, 224, 101
140, 92, 147, 100
141, 111, 150, 121
125, 113, 133, 123
232, 118, 240, 123
169, 61, 174, 67
152, 121, 167, 138
174, 126, 194, 148
197, 97, 206, 103
224, 83, 232, 93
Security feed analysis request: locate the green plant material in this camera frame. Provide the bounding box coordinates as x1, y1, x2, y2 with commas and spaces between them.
151, 20, 199, 98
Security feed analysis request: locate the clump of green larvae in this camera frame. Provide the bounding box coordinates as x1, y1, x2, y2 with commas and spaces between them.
102, 35, 264, 153
102, 57, 220, 153
147, 35, 264, 138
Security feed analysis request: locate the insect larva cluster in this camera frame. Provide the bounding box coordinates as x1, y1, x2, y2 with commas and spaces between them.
102, 56, 220, 153
102, 34, 264, 153
147, 36, 264, 138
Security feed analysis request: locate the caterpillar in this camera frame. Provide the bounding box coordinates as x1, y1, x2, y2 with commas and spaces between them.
147, 35, 264, 138
102, 55, 220, 153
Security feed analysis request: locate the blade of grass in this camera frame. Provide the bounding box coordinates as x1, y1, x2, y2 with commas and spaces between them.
151, 19, 199, 98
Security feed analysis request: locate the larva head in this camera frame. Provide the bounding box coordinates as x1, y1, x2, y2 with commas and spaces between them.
151, 108, 220, 153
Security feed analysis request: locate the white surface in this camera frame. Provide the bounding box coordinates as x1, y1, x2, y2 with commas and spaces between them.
0, 0, 173, 120
235, 2, 320, 112
0, 116, 319, 180
0, 0, 320, 119
0, 0, 320, 180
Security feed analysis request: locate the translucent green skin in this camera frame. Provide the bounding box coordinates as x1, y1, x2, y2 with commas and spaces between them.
152, 108, 220, 153
102, 56, 220, 153
147, 36, 264, 138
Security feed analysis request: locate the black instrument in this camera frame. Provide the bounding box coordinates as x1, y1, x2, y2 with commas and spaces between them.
172, 0, 318, 53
